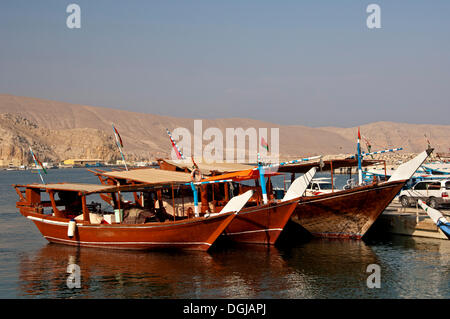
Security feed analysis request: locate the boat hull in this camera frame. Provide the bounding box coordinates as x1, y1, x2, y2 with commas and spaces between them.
222, 199, 298, 245
20, 209, 235, 251
291, 180, 406, 239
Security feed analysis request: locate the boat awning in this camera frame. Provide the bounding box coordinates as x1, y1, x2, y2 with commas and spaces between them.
99, 168, 193, 186
14, 183, 118, 194
157, 158, 254, 175
277, 158, 383, 174
201, 169, 256, 182
14, 181, 185, 195
201, 168, 281, 183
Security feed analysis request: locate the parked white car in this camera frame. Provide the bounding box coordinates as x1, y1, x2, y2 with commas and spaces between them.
305, 178, 335, 196
398, 179, 450, 208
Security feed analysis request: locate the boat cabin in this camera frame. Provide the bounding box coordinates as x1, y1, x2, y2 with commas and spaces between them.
89, 166, 286, 216
13, 169, 209, 225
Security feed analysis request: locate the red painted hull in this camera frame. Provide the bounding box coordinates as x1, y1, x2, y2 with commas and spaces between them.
222, 199, 299, 245
19, 209, 236, 251
292, 180, 406, 239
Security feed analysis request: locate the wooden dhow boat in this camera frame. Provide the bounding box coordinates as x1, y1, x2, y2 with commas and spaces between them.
289, 149, 433, 239
13, 169, 254, 251
90, 165, 318, 245
199, 167, 317, 245
152, 129, 318, 245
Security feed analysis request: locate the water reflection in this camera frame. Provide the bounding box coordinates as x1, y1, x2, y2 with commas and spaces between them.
19, 244, 219, 298
365, 235, 450, 298
17, 240, 381, 299
280, 238, 381, 298
15, 235, 450, 298
208, 244, 302, 298
19, 243, 299, 298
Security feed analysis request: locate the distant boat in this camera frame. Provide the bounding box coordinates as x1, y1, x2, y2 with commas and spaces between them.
421, 162, 450, 175
85, 162, 105, 168
6, 164, 27, 171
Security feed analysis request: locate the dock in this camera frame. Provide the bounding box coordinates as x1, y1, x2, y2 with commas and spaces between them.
375, 199, 450, 239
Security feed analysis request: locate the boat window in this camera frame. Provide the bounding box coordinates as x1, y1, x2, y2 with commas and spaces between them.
57, 191, 83, 213
312, 183, 319, 190
446, 181, 450, 190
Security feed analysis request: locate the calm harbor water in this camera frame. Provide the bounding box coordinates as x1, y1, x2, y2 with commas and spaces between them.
0, 168, 448, 298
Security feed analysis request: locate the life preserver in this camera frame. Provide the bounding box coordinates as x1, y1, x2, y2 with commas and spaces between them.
191, 169, 202, 182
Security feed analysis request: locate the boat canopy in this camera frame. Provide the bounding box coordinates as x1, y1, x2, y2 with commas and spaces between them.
13, 181, 191, 195
278, 158, 383, 174
157, 158, 254, 175
13, 183, 118, 194
201, 168, 281, 183
98, 168, 193, 185
201, 169, 256, 182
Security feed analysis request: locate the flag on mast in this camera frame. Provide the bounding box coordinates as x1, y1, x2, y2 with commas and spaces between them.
113, 124, 124, 148
29, 147, 46, 184
424, 134, 431, 148
362, 135, 372, 153
257, 153, 268, 204
30, 150, 47, 174
166, 128, 185, 160
112, 124, 128, 171
261, 137, 269, 152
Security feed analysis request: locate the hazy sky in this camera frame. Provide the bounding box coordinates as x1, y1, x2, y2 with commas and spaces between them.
1, 1, 449, 127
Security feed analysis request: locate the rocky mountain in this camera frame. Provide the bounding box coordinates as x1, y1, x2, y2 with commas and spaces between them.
0, 94, 448, 165
320, 122, 450, 155
0, 112, 118, 165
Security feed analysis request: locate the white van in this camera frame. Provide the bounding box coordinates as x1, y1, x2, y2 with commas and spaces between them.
398, 179, 450, 208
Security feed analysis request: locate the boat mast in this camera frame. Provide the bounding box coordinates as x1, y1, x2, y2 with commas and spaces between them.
357, 127, 363, 185
112, 124, 128, 171
190, 182, 199, 217
29, 147, 46, 184
257, 153, 268, 204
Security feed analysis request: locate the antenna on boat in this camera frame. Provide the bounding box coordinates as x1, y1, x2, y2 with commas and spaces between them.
112, 124, 128, 171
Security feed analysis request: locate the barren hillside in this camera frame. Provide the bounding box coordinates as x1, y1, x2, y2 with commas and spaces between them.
0, 94, 448, 165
